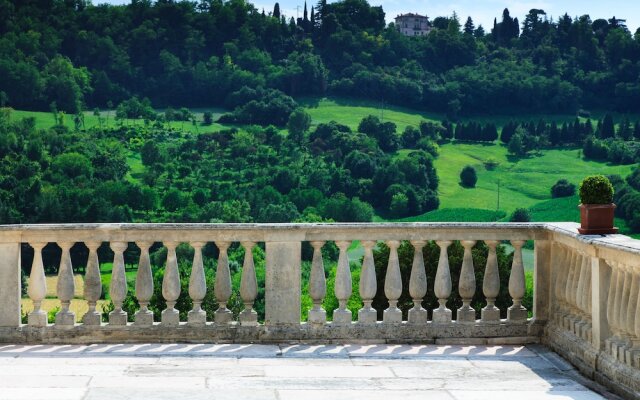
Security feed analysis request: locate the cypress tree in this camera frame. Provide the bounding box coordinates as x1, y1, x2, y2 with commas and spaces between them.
273, 2, 280, 19
634, 121, 640, 140
464, 17, 475, 35
549, 122, 560, 145
600, 114, 615, 139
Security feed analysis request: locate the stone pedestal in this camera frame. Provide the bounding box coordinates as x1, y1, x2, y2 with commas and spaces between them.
358, 307, 377, 324
457, 305, 476, 323
109, 309, 127, 326
134, 310, 154, 326
308, 306, 326, 325
265, 242, 301, 326
383, 307, 402, 324
333, 309, 352, 325
240, 309, 258, 326
0, 243, 20, 328
82, 310, 102, 326
481, 306, 501, 322
432, 306, 452, 324
161, 308, 179, 326
507, 304, 528, 322
188, 309, 207, 325
215, 308, 233, 324
28, 310, 47, 327
408, 307, 428, 324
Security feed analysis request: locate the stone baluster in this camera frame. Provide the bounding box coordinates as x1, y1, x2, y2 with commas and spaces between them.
358, 241, 377, 324
161, 242, 181, 325
563, 250, 578, 330
27, 242, 47, 327
82, 241, 102, 326
481, 240, 500, 322
433, 240, 452, 323
634, 269, 640, 368
458, 240, 477, 322
214, 241, 233, 324
625, 267, 640, 366
408, 240, 428, 324
606, 261, 620, 355
617, 264, 633, 358
507, 240, 527, 321
134, 242, 154, 325
55, 242, 76, 326
308, 241, 327, 325
575, 253, 590, 337
333, 241, 352, 325
109, 242, 128, 325
383, 240, 402, 323
188, 242, 207, 325
239, 241, 258, 326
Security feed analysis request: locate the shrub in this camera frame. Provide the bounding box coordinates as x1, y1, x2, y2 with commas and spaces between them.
203, 111, 213, 125
579, 175, 614, 204
484, 157, 500, 170
551, 179, 576, 198
459, 165, 477, 188
510, 208, 531, 222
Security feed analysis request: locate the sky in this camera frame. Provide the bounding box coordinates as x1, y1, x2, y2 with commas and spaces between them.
97, 0, 640, 33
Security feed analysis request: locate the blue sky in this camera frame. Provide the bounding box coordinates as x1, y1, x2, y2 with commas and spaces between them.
97, 0, 640, 32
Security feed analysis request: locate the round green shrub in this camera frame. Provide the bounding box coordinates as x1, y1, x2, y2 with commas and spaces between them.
510, 208, 531, 222
579, 175, 614, 204
460, 165, 477, 188
551, 179, 576, 198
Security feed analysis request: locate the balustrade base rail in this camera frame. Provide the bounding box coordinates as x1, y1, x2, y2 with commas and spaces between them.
0, 321, 543, 345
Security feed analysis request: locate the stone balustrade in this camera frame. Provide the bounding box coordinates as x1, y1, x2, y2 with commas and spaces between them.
0, 222, 638, 398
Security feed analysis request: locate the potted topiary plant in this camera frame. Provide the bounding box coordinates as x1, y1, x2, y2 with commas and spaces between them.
578, 175, 618, 234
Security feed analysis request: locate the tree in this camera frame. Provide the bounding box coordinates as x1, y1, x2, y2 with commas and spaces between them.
286, 108, 312, 144
464, 17, 475, 35
510, 208, 531, 222
508, 128, 527, 156
600, 114, 615, 139
551, 179, 576, 198
460, 165, 477, 188
273, 2, 281, 19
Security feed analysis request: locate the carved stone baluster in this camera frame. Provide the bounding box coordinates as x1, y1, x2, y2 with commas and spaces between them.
408, 240, 428, 324
358, 241, 377, 324
433, 240, 452, 323
82, 241, 102, 326
214, 241, 233, 324
188, 242, 207, 325
55, 242, 76, 326
239, 241, 258, 326
308, 241, 327, 325
563, 250, 577, 329
507, 240, 527, 321
333, 241, 352, 325
574, 252, 588, 336
162, 241, 181, 325
457, 240, 477, 322
618, 264, 633, 359
383, 240, 402, 323
109, 242, 128, 325
555, 246, 569, 320
27, 242, 47, 327
634, 269, 640, 368
606, 262, 620, 355
481, 240, 500, 322
134, 241, 154, 325
625, 268, 640, 366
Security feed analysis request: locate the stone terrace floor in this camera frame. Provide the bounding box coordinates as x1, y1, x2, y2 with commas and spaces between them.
0, 344, 619, 400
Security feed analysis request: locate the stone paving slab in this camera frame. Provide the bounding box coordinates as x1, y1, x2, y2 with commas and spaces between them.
0, 344, 614, 400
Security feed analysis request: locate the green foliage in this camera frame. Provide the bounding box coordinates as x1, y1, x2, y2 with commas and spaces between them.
510, 208, 531, 222
459, 165, 477, 188
579, 175, 614, 204
551, 179, 576, 198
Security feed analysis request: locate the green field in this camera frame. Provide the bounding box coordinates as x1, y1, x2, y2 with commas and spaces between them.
10, 98, 639, 235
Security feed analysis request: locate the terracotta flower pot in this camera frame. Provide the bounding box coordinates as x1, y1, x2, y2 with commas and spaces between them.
578, 204, 618, 235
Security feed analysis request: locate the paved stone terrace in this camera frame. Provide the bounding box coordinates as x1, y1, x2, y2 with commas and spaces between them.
0, 344, 617, 400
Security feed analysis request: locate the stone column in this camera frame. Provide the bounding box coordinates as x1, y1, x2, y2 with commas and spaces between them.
188, 242, 207, 325
214, 241, 233, 324
432, 240, 452, 323
239, 241, 258, 326
265, 241, 301, 326
109, 242, 128, 326
134, 241, 154, 326
591, 257, 611, 351
161, 241, 181, 326
82, 241, 102, 326
383, 240, 402, 324
308, 241, 327, 325
56, 242, 76, 326
624, 268, 639, 366
533, 239, 551, 324
408, 240, 428, 324
333, 241, 352, 325
0, 242, 20, 327
507, 240, 527, 321
27, 242, 47, 327
457, 240, 476, 323
481, 240, 500, 322
358, 241, 377, 324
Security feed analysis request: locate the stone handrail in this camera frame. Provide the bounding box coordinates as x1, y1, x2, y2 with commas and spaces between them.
0, 222, 638, 397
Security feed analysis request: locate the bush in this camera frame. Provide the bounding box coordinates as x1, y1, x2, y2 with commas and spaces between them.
459, 165, 477, 188
510, 208, 531, 222
551, 179, 576, 198
579, 175, 614, 204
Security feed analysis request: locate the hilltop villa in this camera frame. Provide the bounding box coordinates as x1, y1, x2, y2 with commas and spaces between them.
395, 13, 432, 36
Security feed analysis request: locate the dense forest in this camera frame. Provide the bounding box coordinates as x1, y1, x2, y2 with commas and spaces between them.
1, 0, 640, 117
